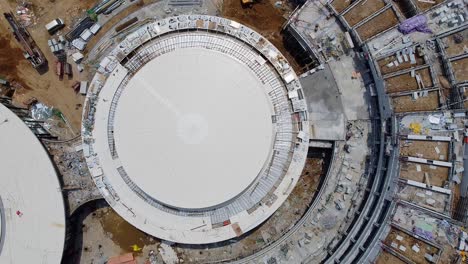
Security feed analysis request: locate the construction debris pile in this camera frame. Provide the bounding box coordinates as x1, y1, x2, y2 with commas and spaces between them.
15, 2, 36, 27
29, 102, 76, 139
47, 140, 102, 213
71, 22, 101, 51
430, 1, 466, 29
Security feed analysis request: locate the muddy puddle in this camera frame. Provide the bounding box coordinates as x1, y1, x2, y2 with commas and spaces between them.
96, 207, 159, 252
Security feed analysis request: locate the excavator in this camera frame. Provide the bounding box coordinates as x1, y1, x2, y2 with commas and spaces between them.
241, 0, 257, 8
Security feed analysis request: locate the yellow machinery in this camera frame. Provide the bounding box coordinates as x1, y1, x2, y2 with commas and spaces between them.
241, 0, 256, 8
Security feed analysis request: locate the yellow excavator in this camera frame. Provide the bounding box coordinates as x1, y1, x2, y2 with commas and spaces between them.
241, 0, 256, 8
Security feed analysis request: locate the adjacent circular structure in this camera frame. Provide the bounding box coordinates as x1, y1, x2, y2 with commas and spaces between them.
82, 15, 310, 244
0, 103, 66, 263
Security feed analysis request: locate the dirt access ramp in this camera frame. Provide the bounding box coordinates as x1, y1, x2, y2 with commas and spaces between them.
222, 0, 301, 72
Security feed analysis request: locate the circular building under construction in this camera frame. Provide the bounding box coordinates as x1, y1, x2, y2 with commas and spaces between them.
0, 103, 66, 263
82, 15, 310, 244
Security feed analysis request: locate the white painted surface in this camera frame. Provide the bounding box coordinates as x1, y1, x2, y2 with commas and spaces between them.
114, 48, 274, 209
0, 104, 65, 264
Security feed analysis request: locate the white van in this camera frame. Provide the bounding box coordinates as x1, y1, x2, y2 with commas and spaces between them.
45, 18, 65, 35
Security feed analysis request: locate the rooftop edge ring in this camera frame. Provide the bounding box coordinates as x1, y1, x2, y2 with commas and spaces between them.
82, 15, 310, 244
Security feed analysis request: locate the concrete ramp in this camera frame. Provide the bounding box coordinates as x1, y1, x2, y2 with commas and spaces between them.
301, 64, 346, 141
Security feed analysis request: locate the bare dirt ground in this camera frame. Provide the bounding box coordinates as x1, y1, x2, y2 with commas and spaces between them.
399, 161, 450, 187
392, 91, 439, 113
331, 0, 354, 13
400, 140, 449, 161
378, 52, 425, 75
222, 0, 302, 72
383, 227, 439, 264
0, 34, 30, 88
343, 0, 385, 27
385, 68, 433, 94
416, 0, 445, 12
442, 28, 468, 57
451, 57, 468, 83
356, 8, 398, 41
0, 0, 98, 133
375, 250, 406, 264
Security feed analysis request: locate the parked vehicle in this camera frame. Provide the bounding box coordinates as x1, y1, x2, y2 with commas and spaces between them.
55, 61, 63, 77
64, 63, 72, 77
72, 81, 80, 93
80, 81, 88, 95
45, 18, 65, 35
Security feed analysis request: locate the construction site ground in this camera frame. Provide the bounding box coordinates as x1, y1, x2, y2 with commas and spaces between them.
355, 8, 399, 42
68, 156, 326, 263
222, 0, 302, 73
399, 140, 449, 161
383, 227, 439, 264
83, 0, 153, 56
416, 0, 446, 12
391, 91, 439, 113
442, 28, 468, 57
343, 0, 385, 27
330, 0, 353, 13
67, 199, 161, 264
46, 139, 102, 213
451, 56, 468, 83
0, 0, 163, 136
378, 52, 425, 75
375, 250, 406, 264
86, 0, 221, 65
392, 204, 461, 264
174, 157, 325, 263
399, 161, 450, 187
399, 113, 465, 137
0, 0, 99, 132
396, 183, 449, 213
232, 120, 371, 263
385, 68, 434, 94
